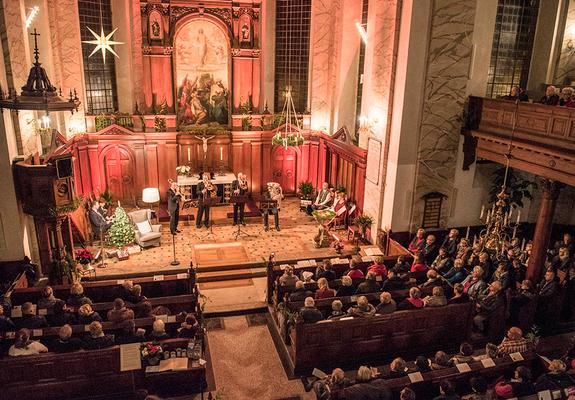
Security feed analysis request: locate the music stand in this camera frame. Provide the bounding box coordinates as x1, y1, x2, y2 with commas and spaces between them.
230, 194, 254, 240
260, 200, 278, 232
199, 196, 220, 240
97, 227, 107, 269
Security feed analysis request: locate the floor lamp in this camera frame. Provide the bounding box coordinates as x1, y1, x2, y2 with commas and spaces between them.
142, 187, 160, 221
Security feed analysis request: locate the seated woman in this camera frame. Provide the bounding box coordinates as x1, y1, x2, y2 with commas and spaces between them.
83, 321, 115, 350
315, 278, 336, 299
423, 286, 447, 307
444, 259, 468, 285
328, 300, 346, 320
347, 296, 376, 317
386, 357, 408, 379
148, 319, 170, 341
66, 283, 92, 310
408, 228, 426, 254
343, 366, 392, 399
336, 276, 356, 297
495, 366, 535, 398
409, 254, 429, 284
107, 298, 135, 324
397, 287, 424, 310
346, 259, 365, 280
77, 303, 102, 325
375, 292, 397, 315
367, 256, 388, 278
50, 324, 83, 353
328, 190, 347, 228
9, 328, 48, 356
448, 283, 469, 304
534, 359, 575, 391
430, 351, 453, 370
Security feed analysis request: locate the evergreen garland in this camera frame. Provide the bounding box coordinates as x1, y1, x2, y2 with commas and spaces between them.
105, 205, 135, 248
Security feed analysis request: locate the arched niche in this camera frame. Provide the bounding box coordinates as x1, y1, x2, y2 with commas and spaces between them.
148, 10, 164, 41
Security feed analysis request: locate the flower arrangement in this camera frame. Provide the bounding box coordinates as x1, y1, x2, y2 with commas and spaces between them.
176, 165, 191, 176
333, 240, 344, 254
141, 342, 163, 365
75, 248, 93, 265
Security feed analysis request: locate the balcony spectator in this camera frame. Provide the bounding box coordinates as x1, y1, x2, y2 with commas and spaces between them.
422, 235, 439, 266
420, 269, 444, 297
315, 278, 336, 299
375, 292, 397, 315
491, 262, 511, 291
408, 228, 426, 253
501, 86, 529, 102
508, 280, 535, 326
448, 283, 470, 304
444, 259, 468, 285
462, 266, 487, 301
347, 296, 376, 317
473, 281, 504, 333
8, 328, 48, 356
560, 87, 575, 107
539, 85, 560, 105
356, 272, 380, 294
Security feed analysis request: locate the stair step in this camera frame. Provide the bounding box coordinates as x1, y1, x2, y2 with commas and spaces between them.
196, 267, 266, 283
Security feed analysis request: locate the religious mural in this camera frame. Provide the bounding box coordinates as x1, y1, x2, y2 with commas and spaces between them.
175, 19, 230, 127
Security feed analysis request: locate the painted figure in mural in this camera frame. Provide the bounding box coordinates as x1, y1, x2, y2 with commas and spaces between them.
211, 80, 228, 124
195, 28, 208, 66
194, 135, 215, 160
190, 92, 208, 124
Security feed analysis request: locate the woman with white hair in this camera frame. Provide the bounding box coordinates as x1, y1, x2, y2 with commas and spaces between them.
336, 276, 356, 297
560, 87, 575, 107
343, 366, 392, 399
347, 296, 376, 317
83, 321, 115, 350
462, 266, 488, 301
148, 319, 170, 341
9, 328, 48, 356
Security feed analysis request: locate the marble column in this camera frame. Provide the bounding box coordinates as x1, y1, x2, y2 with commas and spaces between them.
260, 0, 275, 112
527, 179, 563, 282
47, 0, 86, 135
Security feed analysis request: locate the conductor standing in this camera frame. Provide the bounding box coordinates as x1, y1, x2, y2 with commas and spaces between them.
167, 180, 181, 235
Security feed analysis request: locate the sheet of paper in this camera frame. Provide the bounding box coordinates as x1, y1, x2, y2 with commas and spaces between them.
153, 275, 164, 281
38, 308, 48, 316
408, 372, 424, 383
551, 390, 562, 399
167, 315, 177, 323
11, 306, 22, 318
537, 390, 552, 400
481, 358, 496, 368
159, 358, 188, 372
455, 363, 471, 373
362, 256, 374, 262
509, 352, 524, 362
116, 279, 125, 285
146, 365, 160, 373
312, 368, 327, 379
32, 329, 43, 337
308, 259, 317, 266
177, 273, 189, 279
120, 343, 142, 371
198, 358, 207, 366
155, 315, 168, 322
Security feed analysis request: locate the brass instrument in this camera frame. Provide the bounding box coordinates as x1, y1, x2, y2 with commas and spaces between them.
202, 178, 217, 198
239, 177, 248, 191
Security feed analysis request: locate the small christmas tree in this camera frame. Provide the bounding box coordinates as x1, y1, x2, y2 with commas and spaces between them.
105, 204, 135, 248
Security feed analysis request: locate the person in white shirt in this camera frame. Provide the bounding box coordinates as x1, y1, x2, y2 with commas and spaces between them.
307, 182, 333, 215
9, 328, 48, 356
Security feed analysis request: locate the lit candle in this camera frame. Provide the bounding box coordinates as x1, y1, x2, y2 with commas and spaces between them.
187, 148, 191, 162
508, 207, 513, 221
512, 225, 517, 239
465, 226, 470, 239
479, 205, 485, 219
516, 210, 521, 224
220, 146, 223, 161
486, 210, 491, 225
521, 238, 525, 250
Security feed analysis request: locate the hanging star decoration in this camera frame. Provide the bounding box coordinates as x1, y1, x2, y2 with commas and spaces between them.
82, 26, 123, 63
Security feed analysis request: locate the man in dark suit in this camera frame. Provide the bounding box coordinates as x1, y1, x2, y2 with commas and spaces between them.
441, 229, 460, 258
422, 234, 439, 265
196, 173, 213, 229
473, 281, 504, 333
167, 181, 181, 235
289, 281, 314, 302
89, 201, 111, 236
231, 172, 249, 226
299, 297, 323, 323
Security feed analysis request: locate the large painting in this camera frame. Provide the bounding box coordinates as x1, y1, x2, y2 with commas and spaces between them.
175, 19, 230, 127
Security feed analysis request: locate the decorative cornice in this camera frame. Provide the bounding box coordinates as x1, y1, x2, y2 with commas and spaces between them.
170, 6, 232, 28
163, 46, 173, 55
142, 46, 152, 55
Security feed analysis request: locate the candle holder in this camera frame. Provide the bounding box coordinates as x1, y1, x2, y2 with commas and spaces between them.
217, 160, 225, 176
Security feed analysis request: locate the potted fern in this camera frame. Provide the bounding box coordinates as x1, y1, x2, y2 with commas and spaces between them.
355, 214, 373, 239
298, 181, 314, 199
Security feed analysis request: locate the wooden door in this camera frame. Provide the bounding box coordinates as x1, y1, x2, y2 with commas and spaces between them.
272, 146, 297, 194
104, 147, 134, 202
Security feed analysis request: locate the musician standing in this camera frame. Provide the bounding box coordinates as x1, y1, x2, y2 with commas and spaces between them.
263, 182, 283, 232
231, 172, 249, 226
196, 172, 214, 229
167, 181, 182, 235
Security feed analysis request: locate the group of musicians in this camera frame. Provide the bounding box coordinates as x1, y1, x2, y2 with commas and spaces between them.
167, 172, 284, 235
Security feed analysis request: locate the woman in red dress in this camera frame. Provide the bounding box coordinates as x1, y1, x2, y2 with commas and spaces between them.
330, 191, 347, 228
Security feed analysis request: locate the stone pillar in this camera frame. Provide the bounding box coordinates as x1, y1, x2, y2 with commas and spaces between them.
527, 179, 562, 282
260, 0, 275, 112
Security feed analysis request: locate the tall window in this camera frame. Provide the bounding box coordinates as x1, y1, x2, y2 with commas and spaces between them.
78, 0, 118, 114
486, 0, 540, 98
274, 0, 312, 113
354, 0, 369, 144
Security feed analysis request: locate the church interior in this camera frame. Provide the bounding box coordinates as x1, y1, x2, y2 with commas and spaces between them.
1, 0, 575, 399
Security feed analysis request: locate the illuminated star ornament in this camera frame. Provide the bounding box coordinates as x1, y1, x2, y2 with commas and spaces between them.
82, 26, 123, 63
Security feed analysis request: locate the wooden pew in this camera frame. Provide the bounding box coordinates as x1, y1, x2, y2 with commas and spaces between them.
0, 337, 208, 400
10, 272, 195, 305
285, 302, 474, 374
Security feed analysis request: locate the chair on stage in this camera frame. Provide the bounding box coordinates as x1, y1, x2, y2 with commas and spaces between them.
128, 209, 162, 248
328, 203, 347, 230
346, 203, 360, 242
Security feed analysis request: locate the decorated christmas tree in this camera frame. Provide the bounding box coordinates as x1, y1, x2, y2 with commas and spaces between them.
105, 204, 135, 248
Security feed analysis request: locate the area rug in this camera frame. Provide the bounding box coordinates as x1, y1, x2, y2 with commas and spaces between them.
198, 278, 253, 290
226, 199, 262, 218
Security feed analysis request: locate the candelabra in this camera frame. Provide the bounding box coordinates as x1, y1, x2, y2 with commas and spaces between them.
477, 187, 521, 256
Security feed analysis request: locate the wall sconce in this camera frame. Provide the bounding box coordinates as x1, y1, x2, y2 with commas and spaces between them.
355, 22, 368, 45
39, 114, 50, 130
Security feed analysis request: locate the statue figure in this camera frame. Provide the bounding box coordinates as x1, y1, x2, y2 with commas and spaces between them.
194, 134, 215, 159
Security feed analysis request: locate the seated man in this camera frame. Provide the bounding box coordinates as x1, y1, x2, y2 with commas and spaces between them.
107, 298, 135, 324
289, 281, 314, 302
448, 283, 469, 304
307, 182, 332, 215
497, 326, 530, 356
328, 299, 346, 319
423, 286, 447, 307
9, 328, 48, 356
83, 321, 115, 350
473, 281, 504, 333
16, 302, 48, 330
356, 272, 381, 294
381, 269, 406, 291
50, 324, 83, 353
375, 292, 396, 314
299, 297, 323, 323
539, 85, 560, 106
178, 314, 201, 338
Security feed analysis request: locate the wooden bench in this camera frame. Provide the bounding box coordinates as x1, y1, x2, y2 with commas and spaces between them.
10, 272, 195, 305
0, 337, 209, 400
281, 302, 474, 374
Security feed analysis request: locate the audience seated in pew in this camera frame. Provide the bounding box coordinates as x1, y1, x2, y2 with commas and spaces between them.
420, 269, 445, 297
316, 259, 337, 282
47, 300, 77, 326
423, 286, 447, 307
50, 324, 83, 353
414, 355, 431, 372
434, 380, 459, 400
534, 359, 575, 392
443, 258, 468, 285
66, 283, 93, 310
77, 303, 102, 325
463, 266, 488, 302
410, 253, 428, 280
393, 256, 411, 274
177, 314, 200, 338
16, 302, 48, 329
367, 256, 388, 278
375, 292, 396, 315
114, 280, 141, 304
497, 327, 530, 356
386, 357, 408, 379
328, 300, 346, 320
83, 321, 115, 350
315, 278, 336, 299
37, 286, 60, 310
432, 247, 453, 275
116, 319, 146, 344
0, 304, 15, 332
336, 276, 356, 297
450, 342, 475, 365
9, 328, 48, 356
473, 281, 504, 333
148, 319, 170, 341
494, 365, 535, 398
300, 297, 324, 323
448, 283, 469, 304
397, 287, 423, 310
342, 365, 392, 400
464, 376, 489, 400
107, 298, 135, 324
346, 259, 365, 280
290, 281, 314, 302
279, 266, 299, 287
302, 271, 315, 286
431, 351, 454, 370
347, 296, 376, 318
400, 387, 416, 400
381, 270, 406, 291
356, 273, 380, 294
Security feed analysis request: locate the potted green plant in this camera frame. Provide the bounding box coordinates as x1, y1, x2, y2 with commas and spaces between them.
355, 214, 373, 238
49, 251, 79, 285
99, 188, 113, 207
298, 181, 314, 199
